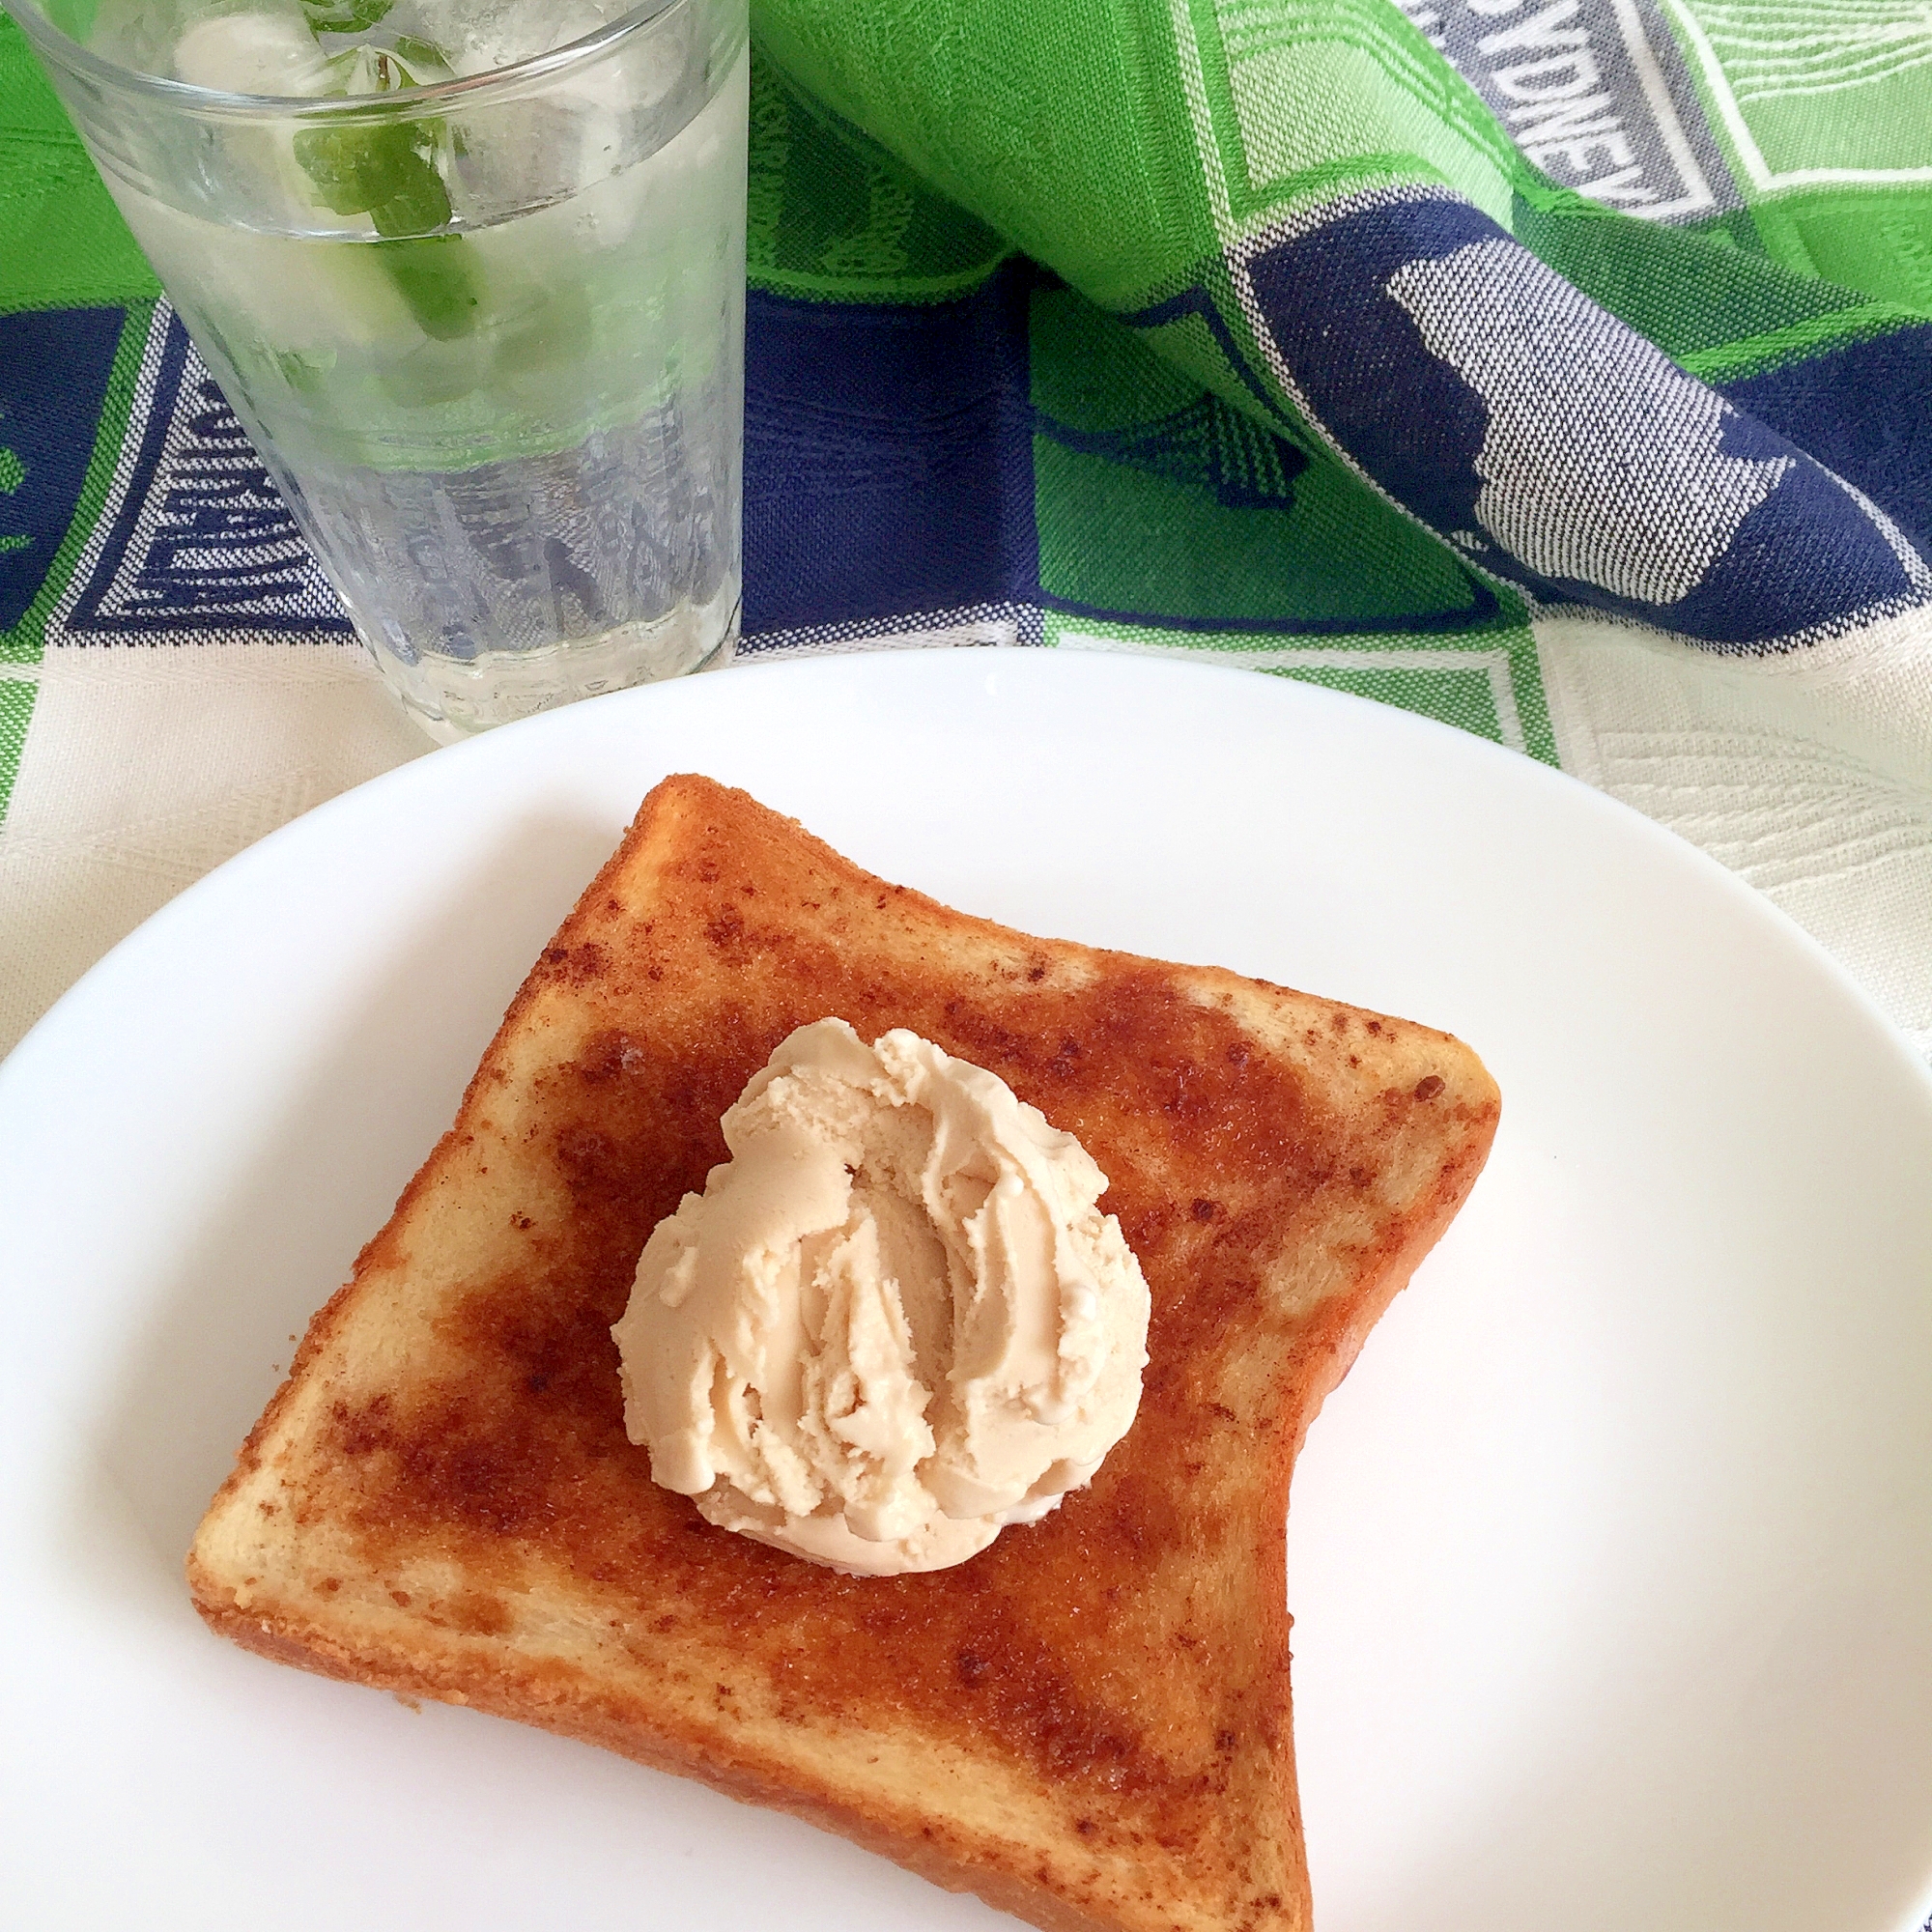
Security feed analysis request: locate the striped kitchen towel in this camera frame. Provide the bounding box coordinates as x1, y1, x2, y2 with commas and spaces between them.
1, 0, 1928, 1055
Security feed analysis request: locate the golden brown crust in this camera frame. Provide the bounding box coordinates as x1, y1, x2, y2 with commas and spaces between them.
189, 775, 1500, 1932
191, 1593, 1140, 1932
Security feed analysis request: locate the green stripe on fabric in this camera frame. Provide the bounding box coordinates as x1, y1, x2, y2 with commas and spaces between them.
1029, 279, 1512, 632
1511, 185, 1930, 380
1034, 431, 1494, 624
0, 673, 34, 828
1186, 0, 1523, 229
1101, 245, 1322, 444
1511, 185, 1890, 363
753, 0, 1219, 310
1763, 190, 1932, 320
1685, 209, 1774, 259
751, 260, 1015, 302
746, 47, 1010, 303
1677, 302, 1927, 383
1502, 618, 1554, 765
1265, 659, 1538, 756
0, 297, 151, 667
0, 15, 157, 311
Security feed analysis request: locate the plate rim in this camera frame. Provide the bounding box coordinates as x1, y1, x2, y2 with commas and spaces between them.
4, 647, 1928, 1101
3, 644, 1929, 1932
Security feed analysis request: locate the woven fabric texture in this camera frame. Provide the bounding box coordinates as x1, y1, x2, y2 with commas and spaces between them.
0, 0, 1929, 1059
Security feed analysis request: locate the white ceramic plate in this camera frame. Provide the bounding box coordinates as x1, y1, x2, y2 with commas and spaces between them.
2, 649, 1928, 1932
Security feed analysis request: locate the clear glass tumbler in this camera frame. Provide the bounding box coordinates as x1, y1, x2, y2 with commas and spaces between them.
8, 0, 747, 740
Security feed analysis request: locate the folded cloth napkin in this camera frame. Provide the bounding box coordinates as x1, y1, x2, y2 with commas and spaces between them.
1, 0, 1929, 1059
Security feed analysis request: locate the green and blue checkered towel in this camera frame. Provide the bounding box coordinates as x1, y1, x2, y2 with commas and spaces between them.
1, 0, 1929, 1057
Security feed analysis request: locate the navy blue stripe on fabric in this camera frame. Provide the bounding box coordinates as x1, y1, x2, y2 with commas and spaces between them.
0, 305, 126, 634
743, 261, 1040, 638
1719, 323, 1932, 556
66, 312, 352, 638
67, 312, 192, 632
746, 265, 1506, 642
1239, 193, 1925, 650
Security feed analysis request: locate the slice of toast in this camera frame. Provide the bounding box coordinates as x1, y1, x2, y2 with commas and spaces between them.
188, 774, 1499, 1932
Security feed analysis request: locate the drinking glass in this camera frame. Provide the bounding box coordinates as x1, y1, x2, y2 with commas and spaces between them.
7, 0, 748, 739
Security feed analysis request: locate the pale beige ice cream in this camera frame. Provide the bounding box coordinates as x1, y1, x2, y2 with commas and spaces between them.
611, 1018, 1151, 1576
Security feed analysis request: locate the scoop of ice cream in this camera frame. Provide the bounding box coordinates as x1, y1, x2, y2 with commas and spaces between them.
611, 1019, 1151, 1576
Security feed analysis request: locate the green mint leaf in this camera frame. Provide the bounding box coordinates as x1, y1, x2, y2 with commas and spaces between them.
299, 0, 395, 35
294, 121, 449, 229
375, 237, 480, 340
368, 145, 453, 237
293, 119, 477, 340
389, 35, 452, 76
292, 126, 374, 215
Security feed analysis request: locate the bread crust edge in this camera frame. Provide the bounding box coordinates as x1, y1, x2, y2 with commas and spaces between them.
183, 774, 1503, 1932
187, 1581, 1148, 1932
184, 1090, 1492, 1932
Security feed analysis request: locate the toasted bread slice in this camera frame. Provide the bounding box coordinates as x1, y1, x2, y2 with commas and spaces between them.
189, 774, 1498, 1932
